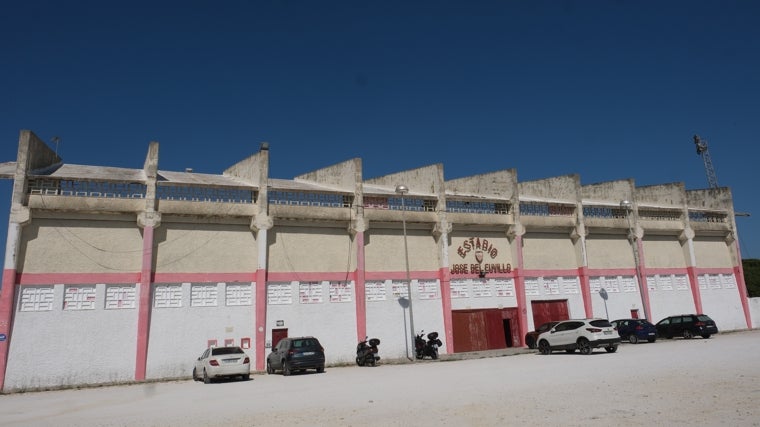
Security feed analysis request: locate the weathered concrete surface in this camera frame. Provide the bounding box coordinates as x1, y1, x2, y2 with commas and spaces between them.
1, 330, 757, 427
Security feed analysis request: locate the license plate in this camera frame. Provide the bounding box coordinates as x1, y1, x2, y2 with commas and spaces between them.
302, 351, 315, 356
223, 358, 239, 364
648, 332, 655, 335
603, 330, 612, 335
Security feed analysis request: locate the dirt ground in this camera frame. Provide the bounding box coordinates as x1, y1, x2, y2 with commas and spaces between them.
1, 330, 759, 427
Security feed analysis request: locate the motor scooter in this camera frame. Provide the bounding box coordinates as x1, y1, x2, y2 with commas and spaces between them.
415, 330, 442, 360
356, 336, 381, 366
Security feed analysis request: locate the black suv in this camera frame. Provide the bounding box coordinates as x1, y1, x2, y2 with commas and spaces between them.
655, 314, 718, 339
266, 336, 325, 376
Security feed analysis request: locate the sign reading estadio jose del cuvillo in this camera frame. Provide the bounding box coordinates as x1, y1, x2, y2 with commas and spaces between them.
451, 237, 512, 275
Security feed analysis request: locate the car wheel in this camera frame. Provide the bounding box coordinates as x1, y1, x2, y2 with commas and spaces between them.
192, 367, 199, 381
605, 344, 618, 353
526, 337, 536, 349
538, 340, 551, 355
565, 349, 575, 354
266, 361, 274, 375
683, 330, 693, 339
629, 335, 639, 344
283, 361, 292, 376
577, 338, 591, 355
701, 334, 711, 339
203, 369, 211, 384
317, 365, 325, 373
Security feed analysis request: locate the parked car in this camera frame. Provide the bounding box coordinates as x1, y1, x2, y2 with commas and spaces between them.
525, 321, 561, 349
266, 336, 325, 376
610, 318, 657, 344
655, 314, 718, 339
537, 319, 620, 355
192, 346, 250, 384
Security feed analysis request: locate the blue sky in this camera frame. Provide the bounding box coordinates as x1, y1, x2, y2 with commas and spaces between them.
1, 1, 758, 262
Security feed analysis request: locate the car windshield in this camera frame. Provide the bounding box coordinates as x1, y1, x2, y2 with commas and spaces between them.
212, 347, 244, 356
589, 319, 612, 327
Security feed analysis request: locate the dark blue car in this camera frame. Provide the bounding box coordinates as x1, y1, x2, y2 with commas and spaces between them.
610, 318, 657, 344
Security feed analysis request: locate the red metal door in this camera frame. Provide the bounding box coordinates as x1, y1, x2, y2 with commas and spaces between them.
531, 300, 569, 328
271, 328, 288, 349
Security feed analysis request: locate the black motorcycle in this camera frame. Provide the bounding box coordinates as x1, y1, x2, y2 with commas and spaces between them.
415, 331, 443, 360
356, 336, 381, 366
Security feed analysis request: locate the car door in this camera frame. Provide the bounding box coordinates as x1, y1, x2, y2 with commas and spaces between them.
550, 321, 584, 347
195, 348, 210, 372
671, 316, 684, 336
270, 339, 287, 369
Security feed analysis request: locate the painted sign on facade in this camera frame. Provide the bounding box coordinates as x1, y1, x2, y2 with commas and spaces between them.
451, 236, 511, 275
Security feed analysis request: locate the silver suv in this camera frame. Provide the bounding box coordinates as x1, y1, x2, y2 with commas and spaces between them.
537, 319, 620, 355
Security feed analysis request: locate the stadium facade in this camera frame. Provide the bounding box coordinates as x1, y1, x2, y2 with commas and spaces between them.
0, 130, 755, 392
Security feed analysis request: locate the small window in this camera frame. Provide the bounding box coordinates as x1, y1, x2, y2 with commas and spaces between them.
672, 317, 683, 324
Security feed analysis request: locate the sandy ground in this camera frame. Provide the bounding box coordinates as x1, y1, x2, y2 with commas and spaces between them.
1, 330, 759, 427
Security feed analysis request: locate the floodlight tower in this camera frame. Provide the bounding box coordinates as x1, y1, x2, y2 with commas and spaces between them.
693, 134, 719, 189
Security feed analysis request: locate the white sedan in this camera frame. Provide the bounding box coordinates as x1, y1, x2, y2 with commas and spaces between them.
193, 346, 251, 384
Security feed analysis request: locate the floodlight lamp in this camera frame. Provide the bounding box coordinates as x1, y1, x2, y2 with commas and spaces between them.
395, 185, 409, 195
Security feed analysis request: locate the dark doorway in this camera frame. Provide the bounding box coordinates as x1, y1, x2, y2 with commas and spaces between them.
502, 319, 512, 348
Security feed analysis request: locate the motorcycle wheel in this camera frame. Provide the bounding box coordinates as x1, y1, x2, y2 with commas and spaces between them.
431, 351, 438, 360
369, 357, 376, 367
356, 356, 363, 366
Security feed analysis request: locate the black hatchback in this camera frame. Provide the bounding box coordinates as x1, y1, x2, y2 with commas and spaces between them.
655, 314, 718, 339
266, 336, 325, 376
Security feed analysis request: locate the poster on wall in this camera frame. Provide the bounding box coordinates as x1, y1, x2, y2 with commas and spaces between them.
561, 277, 579, 294
494, 279, 515, 297
365, 281, 387, 302
418, 280, 440, 299
525, 278, 540, 296
299, 282, 323, 304
450, 280, 469, 298
329, 281, 352, 303
391, 281, 409, 298
268, 283, 293, 305
542, 277, 560, 295
473, 280, 492, 297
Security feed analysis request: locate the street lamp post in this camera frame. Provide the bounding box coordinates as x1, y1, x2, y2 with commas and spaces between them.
620, 200, 648, 320
396, 185, 416, 360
